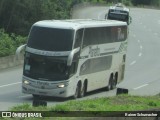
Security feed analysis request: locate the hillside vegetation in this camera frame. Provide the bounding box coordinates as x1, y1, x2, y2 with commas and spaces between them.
0, 0, 160, 57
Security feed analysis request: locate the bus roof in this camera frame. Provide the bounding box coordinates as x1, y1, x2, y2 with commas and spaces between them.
33, 19, 127, 30
109, 4, 129, 13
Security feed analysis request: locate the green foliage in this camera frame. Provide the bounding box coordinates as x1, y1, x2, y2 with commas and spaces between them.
0, 29, 26, 57
9, 95, 160, 112
0, 29, 14, 56
0, 0, 74, 36
131, 0, 160, 6
122, 0, 132, 6
5, 95, 160, 119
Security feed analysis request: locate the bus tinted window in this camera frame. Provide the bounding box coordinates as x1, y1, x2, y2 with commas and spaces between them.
83, 26, 127, 48
83, 27, 111, 48
27, 26, 74, 51
74, 29, 83, 48
113, 26, 127, 42
80, 56, 112, 75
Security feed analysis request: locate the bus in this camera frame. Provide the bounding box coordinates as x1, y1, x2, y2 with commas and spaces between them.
16, 19, 128, 99
105, 3, 132, 25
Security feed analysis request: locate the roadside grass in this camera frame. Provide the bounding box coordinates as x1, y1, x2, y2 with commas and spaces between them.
10, 95, 160, 111
2, 95, 160, 120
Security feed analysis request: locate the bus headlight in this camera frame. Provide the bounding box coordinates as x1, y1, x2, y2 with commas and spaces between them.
57, 84, 65, 88
23, 80, 30, 85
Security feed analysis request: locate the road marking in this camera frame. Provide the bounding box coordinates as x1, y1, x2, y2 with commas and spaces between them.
139, 53, 142, 57
130, 61, 136, 66
0, 82, 21, 88
18, 95, 31, 98
137, 40, 140, 43
134, 84, 148, 90
140, 45, 143, 50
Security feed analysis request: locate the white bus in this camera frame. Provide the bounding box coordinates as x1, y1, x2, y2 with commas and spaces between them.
16, 19, 128, 99
105, 3, 132, 25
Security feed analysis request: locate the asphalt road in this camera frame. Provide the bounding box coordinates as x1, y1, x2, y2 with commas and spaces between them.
0, 6, 160, 111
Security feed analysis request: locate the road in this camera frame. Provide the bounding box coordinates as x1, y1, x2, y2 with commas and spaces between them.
118, 8, 160, 96
0, 6, 160, 111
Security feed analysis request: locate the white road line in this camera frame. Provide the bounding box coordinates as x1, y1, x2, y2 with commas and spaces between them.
130, 61, 136, 66
139, 53, 142, 57
140, 46, 143, 50
137, 40, 140, 43
133, 84, 148, 90
0, 82, 21, 88
18, 95, 31, 98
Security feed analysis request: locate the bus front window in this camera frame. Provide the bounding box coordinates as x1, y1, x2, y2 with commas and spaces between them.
27, 26, 74, 51
24, 52, 69, 81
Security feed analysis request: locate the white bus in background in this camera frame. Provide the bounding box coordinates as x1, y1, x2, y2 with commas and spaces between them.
16, 19, 128, 99
105, 3, 132, 25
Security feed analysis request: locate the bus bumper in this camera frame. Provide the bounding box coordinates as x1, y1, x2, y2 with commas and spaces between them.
22, 83, 71, 98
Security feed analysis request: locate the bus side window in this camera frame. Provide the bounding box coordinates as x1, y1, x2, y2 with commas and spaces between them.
83, 28, 92, 48
111, 27, 118, 42
74, 29, 83, 48
69, 62, 77, 77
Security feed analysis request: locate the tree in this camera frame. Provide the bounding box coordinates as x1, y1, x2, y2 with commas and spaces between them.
0, 0, 73, 36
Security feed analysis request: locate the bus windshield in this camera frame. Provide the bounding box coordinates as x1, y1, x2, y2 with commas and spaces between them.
24, 52, 69, 81
27, 26, 74, 51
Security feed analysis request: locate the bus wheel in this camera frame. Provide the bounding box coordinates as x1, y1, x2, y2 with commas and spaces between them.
106, 76, 112, 91
80, 82, 87, 98
73, 83, 81, 99
111, 76, 117, 90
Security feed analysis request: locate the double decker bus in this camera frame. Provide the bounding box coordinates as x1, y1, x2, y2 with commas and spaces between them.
16, 19, 128, 99
105, 3, 132, 25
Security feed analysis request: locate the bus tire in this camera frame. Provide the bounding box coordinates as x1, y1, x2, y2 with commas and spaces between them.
111, 78, 117, 90
111, 74, 117, 90
106, 76, 112, 91
80, 81, 87, 98
73, 83, 81, 99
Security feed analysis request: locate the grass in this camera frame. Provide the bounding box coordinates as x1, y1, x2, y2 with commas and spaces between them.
2, 95, 160, 120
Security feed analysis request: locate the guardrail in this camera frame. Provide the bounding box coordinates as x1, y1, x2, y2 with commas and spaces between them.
0, 55, 24, 70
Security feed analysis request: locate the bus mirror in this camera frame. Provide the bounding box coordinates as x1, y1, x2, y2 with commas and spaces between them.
16, 44, 26, 60
67, 47, 80, 66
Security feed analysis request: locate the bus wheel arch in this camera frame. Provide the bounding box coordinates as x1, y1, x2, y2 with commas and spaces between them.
32, 94, 40, 99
